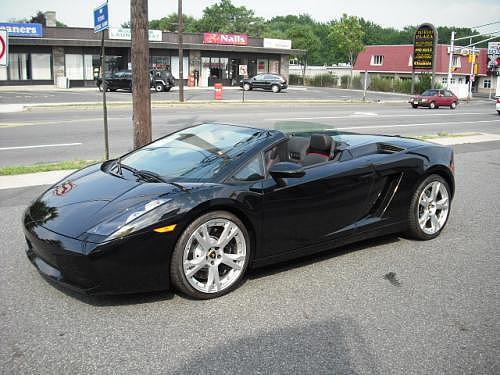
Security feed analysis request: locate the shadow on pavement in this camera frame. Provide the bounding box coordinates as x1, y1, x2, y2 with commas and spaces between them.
170, 317, 380, 374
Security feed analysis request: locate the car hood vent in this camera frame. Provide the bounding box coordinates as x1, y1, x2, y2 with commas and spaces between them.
378, 143, 405, 153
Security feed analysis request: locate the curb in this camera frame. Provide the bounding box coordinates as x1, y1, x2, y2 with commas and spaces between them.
0, 169, 76, 190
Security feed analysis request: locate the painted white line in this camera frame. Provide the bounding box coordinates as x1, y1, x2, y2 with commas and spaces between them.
266, 112, 484, 121
0, 142, 82, 151
335, 119, 500, 131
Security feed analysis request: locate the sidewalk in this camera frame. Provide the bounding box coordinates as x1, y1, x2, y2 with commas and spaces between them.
2, 133, 500, 190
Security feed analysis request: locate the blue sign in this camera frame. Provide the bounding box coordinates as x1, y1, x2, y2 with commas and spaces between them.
94, 3, 109, 33
0, 23, 43, 38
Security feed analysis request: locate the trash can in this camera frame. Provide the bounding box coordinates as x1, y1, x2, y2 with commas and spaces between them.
214, 83, 223, 100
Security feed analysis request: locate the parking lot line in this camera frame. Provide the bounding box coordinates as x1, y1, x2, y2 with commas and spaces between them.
0, 143, 82, 151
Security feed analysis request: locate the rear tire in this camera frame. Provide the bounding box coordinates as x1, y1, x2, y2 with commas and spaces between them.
271, 84, 281, 93
170, 211, 251, 299
450, 101, 457, 109
412, 104, 418, 109
406, 174, 451, 240
429, 101, 436, 109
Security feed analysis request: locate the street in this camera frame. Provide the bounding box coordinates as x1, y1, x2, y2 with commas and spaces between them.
0, 96, 499, 167
0, 141, 499, 373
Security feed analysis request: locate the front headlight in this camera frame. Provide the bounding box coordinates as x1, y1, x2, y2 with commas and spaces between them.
86, 198, 178, 240
421, 98, 428, 102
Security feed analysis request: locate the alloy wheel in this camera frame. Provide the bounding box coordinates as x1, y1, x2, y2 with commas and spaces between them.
182, 218, 247, 293
417, 181, 450, 235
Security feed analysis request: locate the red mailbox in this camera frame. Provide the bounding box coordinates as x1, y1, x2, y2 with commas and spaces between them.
214, 83, 223, 100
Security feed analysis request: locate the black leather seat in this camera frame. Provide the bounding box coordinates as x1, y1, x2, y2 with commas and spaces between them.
302, 134, 334, 166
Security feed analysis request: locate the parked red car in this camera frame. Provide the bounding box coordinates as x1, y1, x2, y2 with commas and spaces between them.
409, 89, 459, 109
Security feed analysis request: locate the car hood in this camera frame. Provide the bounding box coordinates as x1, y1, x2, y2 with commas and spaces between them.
24, 163, 187, 239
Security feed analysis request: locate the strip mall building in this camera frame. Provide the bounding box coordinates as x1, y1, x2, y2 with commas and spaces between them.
353, 44, 498, 97
0, 18, 300, 88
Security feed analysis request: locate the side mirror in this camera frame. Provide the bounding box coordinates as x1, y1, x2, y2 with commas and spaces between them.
269, 162, 305, 180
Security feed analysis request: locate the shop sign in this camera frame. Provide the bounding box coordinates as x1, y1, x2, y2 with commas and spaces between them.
488, 42, 500, 56
0, 22, 43, 37
109, 28, 162, 42
0, 29, 8, 66
413, 23, 436, 70
203, 32, 247, 46
263, 38, 291, 49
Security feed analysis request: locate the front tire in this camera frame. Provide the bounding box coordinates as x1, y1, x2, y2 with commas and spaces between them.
412, 104, 418, 109
450, 101, 457, 109
243, 83, 251, 91
271, 84, 281, 93
155, 83, 165, 92
406, 175, 451, 240
429, 101, 437, 109
170, 211, 251, 299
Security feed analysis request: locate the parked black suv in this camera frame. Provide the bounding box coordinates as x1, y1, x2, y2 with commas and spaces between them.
239, 73, 288, 93
97, 69, 175, 92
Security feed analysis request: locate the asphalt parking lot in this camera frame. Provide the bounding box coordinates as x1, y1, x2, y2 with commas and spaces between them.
1, 143, 499, 374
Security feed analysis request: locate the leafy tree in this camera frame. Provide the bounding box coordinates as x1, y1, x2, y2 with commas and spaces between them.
197, 0, 266, 36
329, 14, 365, 85
149, 13, 200, 32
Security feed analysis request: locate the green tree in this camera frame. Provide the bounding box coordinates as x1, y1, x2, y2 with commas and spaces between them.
149, 13, 200, 32
329, 14, 365, 85
197, 0, 265, 36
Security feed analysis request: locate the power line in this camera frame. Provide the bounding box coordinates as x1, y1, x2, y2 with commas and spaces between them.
472, 20, 500, 29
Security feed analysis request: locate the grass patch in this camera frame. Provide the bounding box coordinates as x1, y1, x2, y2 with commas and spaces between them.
0, 160, 98, 176
405, 132, 481, 140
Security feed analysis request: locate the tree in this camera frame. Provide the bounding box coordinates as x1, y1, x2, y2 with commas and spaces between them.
329, 14, 365, 86
149, 13, 199, 32
197, 0, 266, 36
23, 10, 67, 27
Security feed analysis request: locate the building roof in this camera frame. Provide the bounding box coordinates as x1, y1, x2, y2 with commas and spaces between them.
354, 44, 488, 76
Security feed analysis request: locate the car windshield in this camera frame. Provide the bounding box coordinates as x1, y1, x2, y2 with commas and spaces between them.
421, 90, 439, 96
119, 123, 269, 181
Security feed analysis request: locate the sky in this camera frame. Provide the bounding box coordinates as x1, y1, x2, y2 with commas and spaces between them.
2, 0, 500, 32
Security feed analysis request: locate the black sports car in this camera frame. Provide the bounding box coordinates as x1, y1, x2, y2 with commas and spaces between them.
23, 123, 454, 299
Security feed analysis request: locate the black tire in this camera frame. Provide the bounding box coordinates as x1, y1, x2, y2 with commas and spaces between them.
497, 110, 500, 115
243, 83, 251, 91
406, 174, 451, 240
155, 83, 165, 92
450, 101, 457, 109
412, 104, 418, 109
429, 101, 437, 109
165, 86, 172, 92
271, 84, 281, 93
170, 211, 251, 299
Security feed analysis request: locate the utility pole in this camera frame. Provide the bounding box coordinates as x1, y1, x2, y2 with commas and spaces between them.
100, 4, 109, 160
446, 31, 455, 89
178, 0, 184, 102
131, 0, 152, 149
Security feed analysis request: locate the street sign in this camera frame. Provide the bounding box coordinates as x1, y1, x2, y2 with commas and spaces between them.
238, 64, 248, 76
488, 42, 500, 56
0, 29, 8, 66
94, 2, 109, 33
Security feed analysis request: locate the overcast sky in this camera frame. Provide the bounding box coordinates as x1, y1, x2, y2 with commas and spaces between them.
2, 0, 500, 31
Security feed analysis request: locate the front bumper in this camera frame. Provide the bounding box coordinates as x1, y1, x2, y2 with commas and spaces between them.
23, 223, 175, 295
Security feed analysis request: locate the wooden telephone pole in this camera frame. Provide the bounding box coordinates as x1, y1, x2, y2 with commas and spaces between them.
131, 0, 152, 149
178, 0, 184, 102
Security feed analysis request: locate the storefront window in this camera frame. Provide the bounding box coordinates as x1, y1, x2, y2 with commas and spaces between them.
65, 54, 84, 80
9, 53, 30, 80
257, 59, 267, 74
269, 59, 280, 74
31, 53, 52, 80
0, 66, 7, 80
171, 56, 189, 79
150, 55, 171, 70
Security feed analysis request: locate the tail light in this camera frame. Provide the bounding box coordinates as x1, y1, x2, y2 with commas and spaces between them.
496, 98, 500, 104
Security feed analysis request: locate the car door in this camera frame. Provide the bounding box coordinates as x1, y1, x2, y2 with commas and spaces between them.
252, 74, 265, 89
258, 156, 375, 258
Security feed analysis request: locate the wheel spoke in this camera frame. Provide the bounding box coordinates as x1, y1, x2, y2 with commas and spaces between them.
217, 222, 237, 249
436, 197, 449, 210
430, 214, 440, 232
431, 182, 441, 201
194, 224, 212, 250
419, 194, 429, 207
221, 253, 244, 270
207, 265, 221, 292
185, 258, 206, 278
419, 211, 429, 227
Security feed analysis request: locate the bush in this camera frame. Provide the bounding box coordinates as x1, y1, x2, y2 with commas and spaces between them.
351, 75, 362, 89
369, 75, 393, 92
288, 74, 304, 85
340, 75, 350, 88
306, 73, 337, 87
